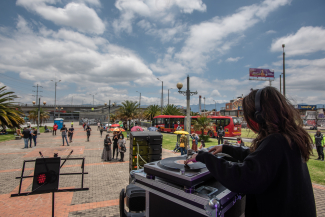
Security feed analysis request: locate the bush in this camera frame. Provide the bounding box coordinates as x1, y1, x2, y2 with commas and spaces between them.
199, 135, 210, 143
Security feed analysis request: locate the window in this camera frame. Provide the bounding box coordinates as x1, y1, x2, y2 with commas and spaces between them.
232, 117, 241, 125
226, 105, 229, 109
225, 118, 230, 126
157, 118, 163, 124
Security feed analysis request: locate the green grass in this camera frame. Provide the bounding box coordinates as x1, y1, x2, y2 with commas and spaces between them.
0, 126, 53, 143
307, 149, 325, 185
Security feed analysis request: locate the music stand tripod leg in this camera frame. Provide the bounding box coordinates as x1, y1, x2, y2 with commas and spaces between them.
52, 191, 55, 217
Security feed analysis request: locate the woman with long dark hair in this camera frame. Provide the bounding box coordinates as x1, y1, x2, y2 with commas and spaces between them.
102, 134, 112, 161
185, 86, 316, 217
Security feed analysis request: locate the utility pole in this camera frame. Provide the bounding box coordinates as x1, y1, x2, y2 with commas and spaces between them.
33, 84, 43, 105
37, 98, 40, 135
51, 79, 61, 121
168, 88, 173, 106
136, 91, 141, 108
157, 78, 163, 114
282, 44, 286, 97
213, 100, 217, 116
280, 75, 282, 93
204, 97, 205, 113
177, 76, 198, 149
89, 93, 97, 105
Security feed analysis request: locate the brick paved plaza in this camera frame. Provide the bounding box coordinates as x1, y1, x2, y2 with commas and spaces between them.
0, 125, 324, 216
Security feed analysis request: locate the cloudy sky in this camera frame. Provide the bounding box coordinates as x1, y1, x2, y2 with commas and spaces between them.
0, 0, 324, 110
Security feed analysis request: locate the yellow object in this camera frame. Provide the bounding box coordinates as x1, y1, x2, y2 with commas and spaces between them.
180, 143, 185, 147
174, 131, 189, 135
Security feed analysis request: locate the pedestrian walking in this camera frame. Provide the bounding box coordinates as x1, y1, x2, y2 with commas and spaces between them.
112, 132, 119, 159
21, 127, 30, 149
86, 125, 92, 142
53, 123, 58, 136
61, 124, 69, 146
217, 126, 225, 145
100, 125, 104, 138
97, 122, 100, 131
102, 134, 112, 161
28, 125, 32, 147
118, 137, 126, 162
190, 133, 199, 151
32, 127, 37, 147
179, 133, 187, 155
313, 130, 324, 161
68, 125, 74, 143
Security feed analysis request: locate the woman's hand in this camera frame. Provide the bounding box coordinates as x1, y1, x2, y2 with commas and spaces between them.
184, 153, 198, 165
208, 145, 223, 155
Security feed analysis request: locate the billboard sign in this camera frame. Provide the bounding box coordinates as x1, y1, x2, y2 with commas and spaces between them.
249, 68, 274, 78
297, 105, 316, 110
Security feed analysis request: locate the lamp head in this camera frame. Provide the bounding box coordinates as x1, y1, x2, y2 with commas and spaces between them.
176, 82, 183, 90
43, 101, 46, 105
282, 44, 285, 48
104, 103, 107, 106
32, 101, 36, 105
61, 107, 63, 110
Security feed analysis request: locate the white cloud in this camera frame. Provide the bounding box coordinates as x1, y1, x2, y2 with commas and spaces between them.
175, 0, 291, 72
270, 26, 325, 56
16, 0, 105, 34
112, 0, 206, 34
226, 57, 243, 62
0, 16, 153, 92
265, 30, 276, 34
145, 23, 187, 43
211, 90, 221, 97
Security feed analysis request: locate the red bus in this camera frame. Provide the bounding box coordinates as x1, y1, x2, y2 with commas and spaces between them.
153, 115, 241, 137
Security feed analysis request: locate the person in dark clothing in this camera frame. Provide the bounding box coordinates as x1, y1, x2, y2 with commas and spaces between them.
185, 86, 316, 217
102, 134, 112, 161
314, 130, 324, 161
217, 126, 224, 145
21, 127, 30, 149
112, 132, 119, 159
100, 125, 104, 138
61, 124, 69, 146
118, 131, 124, 139
86, 125, 91, 142
68, 125, 74, 143
32, 127, 37, 147
236, 137, 245, 147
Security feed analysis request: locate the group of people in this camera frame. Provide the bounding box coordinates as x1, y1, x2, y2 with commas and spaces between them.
20, 125, 37, 149
102, 130, 126, 162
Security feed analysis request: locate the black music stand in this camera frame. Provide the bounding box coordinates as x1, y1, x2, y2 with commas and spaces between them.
11, 151, 89, 217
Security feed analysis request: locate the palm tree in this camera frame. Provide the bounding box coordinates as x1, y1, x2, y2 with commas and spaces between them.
118, 100, 139, 120
28, 108, 50, 126
163, 104, 183, 115
192, 116, 214, 142
0, 86, 24, 129
144, 105, 160, 121
110, 113, 117, 123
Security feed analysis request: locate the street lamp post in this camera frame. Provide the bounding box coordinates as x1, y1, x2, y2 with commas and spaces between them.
56, 107, 63, 118
213, 100, 217, 116
136, 91, 141, 108
107, 100, 115, 125
168, 88, 173, 106
89, 93, 97, 105
280, 75, 282, 93
51, 79, 61, 121
282, 44, 285, 96
157, 78, 163, 114
203, 97, 205, 113
177, 75, 198, 150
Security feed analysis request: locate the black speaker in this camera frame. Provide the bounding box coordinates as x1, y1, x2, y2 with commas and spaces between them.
32, 157, 61, 193
125, 184, 146, 212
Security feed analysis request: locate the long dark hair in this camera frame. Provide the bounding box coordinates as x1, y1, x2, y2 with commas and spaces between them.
243, 86, 313, 162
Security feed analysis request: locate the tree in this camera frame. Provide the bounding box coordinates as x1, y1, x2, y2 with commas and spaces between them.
192, 116, 214, 142
110, 113, 117, 123
0, 86, 24, 129
162, 104, 183, 115
118, 100, 139, 120
144, 105, 160, 121
190, 111, 199, 116
28, 108, 50, 125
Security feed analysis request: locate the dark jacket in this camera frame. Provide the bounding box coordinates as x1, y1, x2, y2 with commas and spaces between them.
217, 129, 224, 137
196, 134, 316, 217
